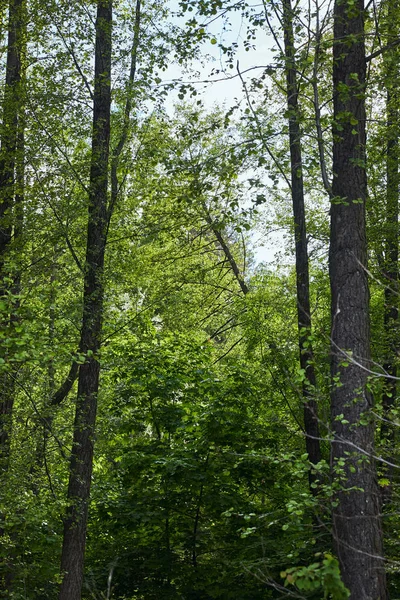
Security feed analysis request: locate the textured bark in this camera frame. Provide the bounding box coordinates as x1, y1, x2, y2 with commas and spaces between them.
330, 1, 387, 597
282, 0, 321, 488
58, 2, 112, 599
0, 1, 25, 594
0, 0, 25, 471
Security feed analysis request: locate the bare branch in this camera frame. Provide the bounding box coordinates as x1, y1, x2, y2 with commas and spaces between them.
236, 61, 292, 190
108, 0, 141, 223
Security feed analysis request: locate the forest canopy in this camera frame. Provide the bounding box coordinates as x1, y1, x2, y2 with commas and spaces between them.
0, 0, 399, 599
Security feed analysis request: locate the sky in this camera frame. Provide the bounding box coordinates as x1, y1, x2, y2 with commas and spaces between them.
161, 0, 284, 266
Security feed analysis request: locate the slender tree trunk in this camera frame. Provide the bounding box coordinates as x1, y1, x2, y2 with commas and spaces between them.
0, 1, 25, 594
58, 2, 112, 598
0, 0, 24, 472
31, 253, 57, 479
50, 1, 141, 411
330, 1, 386, 597
282, 0, 321, 490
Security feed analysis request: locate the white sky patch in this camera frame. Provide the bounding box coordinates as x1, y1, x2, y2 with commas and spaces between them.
157, 1, 282, 265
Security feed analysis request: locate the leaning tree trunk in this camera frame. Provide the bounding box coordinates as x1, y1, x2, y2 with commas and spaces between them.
282, 0, 321, 490
58, 2, 112, 598
329, 0, 387, 597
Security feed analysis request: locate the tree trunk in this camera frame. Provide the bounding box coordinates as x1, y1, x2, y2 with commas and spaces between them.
0, 0, 24, 472
58, 2, 112, 598
330, 1, 387, 597
0, 1, 25, 594
282, 0, 321, 489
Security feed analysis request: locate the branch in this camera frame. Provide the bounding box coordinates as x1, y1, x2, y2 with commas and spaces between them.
202, 202, 249, 295
108, 0, 141, 223
312, 2, 333, 197
29, 107, 90, 194
50, 361, 79, 406
11, 373, 69, 460
31, 167, 84, 273
366, 39, 400, 63
52, 19, 94, 101
262, 0, 284, 55
236, 61, 292, 190
168, 64, 281, 87
213, 337, 243, 364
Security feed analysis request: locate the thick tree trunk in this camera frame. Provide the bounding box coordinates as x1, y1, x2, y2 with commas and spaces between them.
282, 0, 321, 488
58, 2, 112, 599
330, 1, 387, 597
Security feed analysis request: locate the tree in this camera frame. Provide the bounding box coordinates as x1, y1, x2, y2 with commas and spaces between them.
0, 0, 26, 472
329, 0, 386, 597
6, 0, 400, 596
282, 0, 321, 489
58, 1, 113, 597
0, 1, 26, 591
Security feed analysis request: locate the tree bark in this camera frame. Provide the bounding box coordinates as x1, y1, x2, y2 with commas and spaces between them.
282, 0, 321, 491
58, 2, 112, 598
51, 1, 141, 413
0, 1, 25, 594
330, 1, 387, 597
0, 0, 24, 472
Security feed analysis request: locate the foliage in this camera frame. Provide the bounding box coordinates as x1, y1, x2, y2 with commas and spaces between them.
281, 553, 350, 599
1, 0, 399, 598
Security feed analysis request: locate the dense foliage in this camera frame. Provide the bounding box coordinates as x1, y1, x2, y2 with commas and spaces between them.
0, 0, 399, 598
